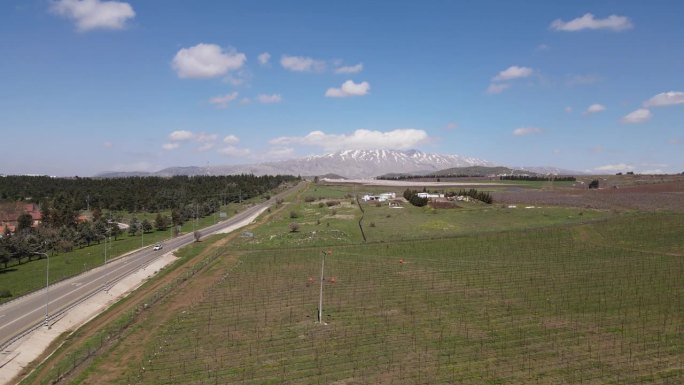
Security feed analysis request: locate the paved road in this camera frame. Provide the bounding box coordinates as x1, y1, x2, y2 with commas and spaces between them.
0, 183, 301, 351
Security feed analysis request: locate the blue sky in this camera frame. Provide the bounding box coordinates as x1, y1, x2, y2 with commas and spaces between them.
1, 0, 683, 176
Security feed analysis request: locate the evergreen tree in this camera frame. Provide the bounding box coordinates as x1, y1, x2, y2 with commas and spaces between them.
155, 213, 169, 231
141, 218, 153, 233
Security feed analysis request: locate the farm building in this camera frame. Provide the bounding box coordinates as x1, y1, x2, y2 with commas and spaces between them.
361, 192, 397, 202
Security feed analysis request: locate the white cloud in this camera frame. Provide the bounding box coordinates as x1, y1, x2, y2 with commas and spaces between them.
257, 94, 283, 104
669, 138, 681, 145
270, 128, 429, 151
643, 91, 684, 107
550, 13, 633, 32
166, 130, 218, 151
172, 44, 246, 79
335, 63, 364, 74
486, 83, 510, 94
565, 106, 573, 113
536, 44, 550, 51
169, 130, 195, 141
446, 122, 458, 130
280, 55, 326, 72
209, 92, 239, 109
325, 80, 370, 98
492, 66, 533, 82
595, 163, 632, 172
585, 103, 606, 114
513, 127, 543, 136
258, 52, 271, 65
51, 0, 135, 31
162, 143, 179, 150
223, 135, 240, 145
621, 108, 652, 124
218, 146, 251, 157
103, 141, 113, 148
591, 145, 605, 154
486, 66, 532, 94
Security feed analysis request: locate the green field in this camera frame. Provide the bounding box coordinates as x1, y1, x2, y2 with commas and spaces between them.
23, 182, 684, 385
130, 213, 683, 384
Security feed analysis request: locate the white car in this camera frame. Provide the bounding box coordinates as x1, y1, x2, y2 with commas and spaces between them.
153, 244, 162, 251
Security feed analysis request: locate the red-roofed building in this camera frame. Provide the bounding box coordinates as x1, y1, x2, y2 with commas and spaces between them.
0, 202, 42, 233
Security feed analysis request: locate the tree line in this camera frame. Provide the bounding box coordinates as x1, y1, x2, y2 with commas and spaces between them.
499, 175, 576, 182
402, 188, 494, 207
0, 174, 295, 213
449, 189, 493, 204
0, 174, 298, 270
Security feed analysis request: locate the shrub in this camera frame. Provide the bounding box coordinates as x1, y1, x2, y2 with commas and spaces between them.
0, 289, 11, 299
326, 200, 340, 207
369, 222, 376, 227
290, 211, 299, 219
589, 179, 600, 189
331, 209, 337, 216
304, 196, 316, 202
318, 202, 325, 208
288, 222, 300, 232
409, 194, 428, 207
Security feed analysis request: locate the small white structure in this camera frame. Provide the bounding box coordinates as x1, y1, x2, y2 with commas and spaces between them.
416, 192, 444, 199
362, 192, 396, 202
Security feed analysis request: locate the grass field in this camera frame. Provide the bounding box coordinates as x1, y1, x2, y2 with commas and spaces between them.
20, 181, 684, 385
129, 213, 683, 384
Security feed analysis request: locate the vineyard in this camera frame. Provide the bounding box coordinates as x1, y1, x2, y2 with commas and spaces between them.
21, 181, 683, 385
126, 213, 683, 384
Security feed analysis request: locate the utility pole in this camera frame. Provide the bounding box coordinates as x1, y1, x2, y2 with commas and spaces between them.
318, 250, 327, 324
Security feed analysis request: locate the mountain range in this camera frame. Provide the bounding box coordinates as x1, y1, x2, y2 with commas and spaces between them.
97, 149, 579, 178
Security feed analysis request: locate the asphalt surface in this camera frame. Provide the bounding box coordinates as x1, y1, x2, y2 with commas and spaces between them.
0, 184, 300, 351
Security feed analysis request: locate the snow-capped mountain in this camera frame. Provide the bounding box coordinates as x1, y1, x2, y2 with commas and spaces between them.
98, 149, 493, 179
206, 149, 492, 179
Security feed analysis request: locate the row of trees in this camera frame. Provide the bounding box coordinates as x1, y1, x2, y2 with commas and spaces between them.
380, 174, 480, 180
402, 189, 429, 207
0, 174, 296, 213
499, 175, 576, 182
447, 189, 493, 204
0, 218, 122, 269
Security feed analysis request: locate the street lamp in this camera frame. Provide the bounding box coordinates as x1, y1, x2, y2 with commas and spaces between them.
31, 251, 49, 328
